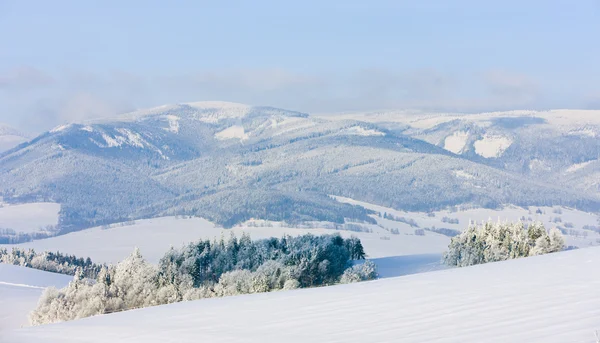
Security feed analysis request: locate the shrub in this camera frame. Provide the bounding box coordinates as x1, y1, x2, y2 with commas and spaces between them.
340, 261, 378, 284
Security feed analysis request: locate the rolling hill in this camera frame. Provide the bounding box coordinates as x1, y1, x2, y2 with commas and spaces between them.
0, 264, 71, 331
1, 103, 599, 234
3, 245, 599, 343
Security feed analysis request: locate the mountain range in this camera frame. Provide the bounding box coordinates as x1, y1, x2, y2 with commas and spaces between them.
1, 102, 599, 233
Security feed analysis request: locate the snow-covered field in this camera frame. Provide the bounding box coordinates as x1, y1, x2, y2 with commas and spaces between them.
473, 134, 512, 158
3, 246, 599, 343
0, 203, 60, 233
3, 216, 449, 264
3, 199, 598, 266
334, 196, 600, 247
1, 199, 598, 340
0, 264, 71, 331
443, 130, 469, 154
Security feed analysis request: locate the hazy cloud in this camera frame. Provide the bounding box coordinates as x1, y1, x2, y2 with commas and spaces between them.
0, 66, 54, 90
583, 91, 600, 110
483, 70, 539, 105
0, 66, 595, 134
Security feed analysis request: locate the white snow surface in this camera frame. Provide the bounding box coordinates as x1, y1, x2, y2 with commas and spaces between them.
97, 129, 147, 148
453, 169, 476, 179
270, 117, 317, 136
321, 109, 600, 131
341, 126, 386, 137
473, 135, 512, 158
0, 203, 60, 233
100, 133, 121, 148
5, 199, 600, 266
0, 264, 71, 289
187, 101, 252, 123
568, 128, 597, 138
4, 247, 600, 343
333, 196, 600, 248
443, 131, 469, 154
49, 124, 71, 133
115, 128, 145, 148
214, 125, 249, 141
4, 216, 448, 264
163, 115, 180, 133
0, 264, 71, 332
566, 160, 595, 173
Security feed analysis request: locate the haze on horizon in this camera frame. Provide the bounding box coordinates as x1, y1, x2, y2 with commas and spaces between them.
1, 0, 599, 134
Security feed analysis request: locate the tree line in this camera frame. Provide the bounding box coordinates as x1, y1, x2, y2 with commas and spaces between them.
29, 233, 377, 325
0, 247, 103, 279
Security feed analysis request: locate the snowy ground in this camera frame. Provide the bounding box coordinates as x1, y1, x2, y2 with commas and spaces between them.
1, 201, 599, 340
0, 203, 60, 233
333, 196, 600, 248
3, 199, 598, 266
3, 216, 449, 264
0, 264, 71, 332
3, 247, 599, 343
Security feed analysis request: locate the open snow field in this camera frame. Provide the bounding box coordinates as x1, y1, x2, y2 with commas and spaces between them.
3, 199, 598, 266
334, 197, 600, 247
3, 246, 599, 343
0, 264, 71, 331
3, 216, 449, 264
0, 203, 60, 233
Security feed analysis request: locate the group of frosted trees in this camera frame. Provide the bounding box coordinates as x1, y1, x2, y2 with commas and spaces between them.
30, 233, 377, 325
443, 221, 565, 267
0, 247, 102, 278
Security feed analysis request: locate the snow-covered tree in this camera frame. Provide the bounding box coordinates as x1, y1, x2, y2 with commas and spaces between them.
340, 260, 378, 284
548, 227, 565, 253
30, 234, 376, 326
443, 221, 565, 267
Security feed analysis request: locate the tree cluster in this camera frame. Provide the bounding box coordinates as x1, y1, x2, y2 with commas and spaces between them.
443, 221, 565, 267
0, 224, 59, 244
0, 247, 103, 279
30, 233, 376, 325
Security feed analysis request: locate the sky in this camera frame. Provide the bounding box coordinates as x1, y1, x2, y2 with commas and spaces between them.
1, 0, 599, 134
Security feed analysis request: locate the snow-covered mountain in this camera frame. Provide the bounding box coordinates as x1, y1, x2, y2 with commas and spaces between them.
3, 246, 599, 343
324, 109, 600, 196
0, 124, 28, 153
1, 103, 599, 232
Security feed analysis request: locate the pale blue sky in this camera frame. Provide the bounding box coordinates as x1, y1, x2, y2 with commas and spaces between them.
1, 0, 599, 133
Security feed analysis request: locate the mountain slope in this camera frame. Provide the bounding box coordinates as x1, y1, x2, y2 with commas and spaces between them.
1, 103, 599, 232
4, 247, 599, 342
327, 109, 600, 196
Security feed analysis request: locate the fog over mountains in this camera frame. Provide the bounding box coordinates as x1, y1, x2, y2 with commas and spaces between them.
1, 102, 599, 232
0, 124, 28, 154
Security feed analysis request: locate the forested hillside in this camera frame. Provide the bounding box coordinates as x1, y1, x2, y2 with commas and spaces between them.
1, 103, 599, 234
